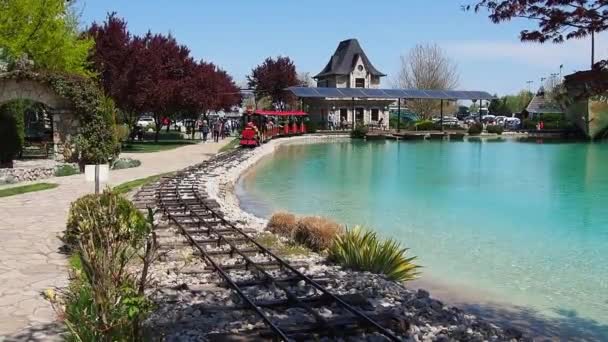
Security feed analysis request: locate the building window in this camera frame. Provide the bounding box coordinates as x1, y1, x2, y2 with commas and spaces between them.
357, 65, 364, 71
371, 108, 379, 121
355, 78, 365, 88
340, 108, 348, 122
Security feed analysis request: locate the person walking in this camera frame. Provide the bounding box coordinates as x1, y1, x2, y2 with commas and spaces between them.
213, 120, 221, 142
224, 119, 232, 137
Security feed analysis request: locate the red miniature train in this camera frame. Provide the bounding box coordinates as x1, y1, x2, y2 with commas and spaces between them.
240, 110, 308, 147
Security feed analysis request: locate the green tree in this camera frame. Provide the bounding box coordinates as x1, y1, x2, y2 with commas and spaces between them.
505, 90, 534, 114
0, 100, 26, 168
488, 97, 511, 115
0, 0, 93, 75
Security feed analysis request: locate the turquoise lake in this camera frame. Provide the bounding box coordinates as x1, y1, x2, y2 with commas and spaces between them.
237, 139, 608, 339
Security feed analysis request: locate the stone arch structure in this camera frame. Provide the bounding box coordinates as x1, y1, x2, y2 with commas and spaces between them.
0, 77, 79, 160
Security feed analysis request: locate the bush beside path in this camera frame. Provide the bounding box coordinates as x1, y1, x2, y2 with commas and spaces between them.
0, 138, 231, 339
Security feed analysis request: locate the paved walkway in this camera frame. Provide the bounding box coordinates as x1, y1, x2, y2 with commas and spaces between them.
0, 139, 231, 340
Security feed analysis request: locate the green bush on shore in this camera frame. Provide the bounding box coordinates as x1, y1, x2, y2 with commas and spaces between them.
350, 124, 368, 139
468, 123, 483, 135
486, 125, 504, 135
414, 120, 435, 131
329, 226, 420, 282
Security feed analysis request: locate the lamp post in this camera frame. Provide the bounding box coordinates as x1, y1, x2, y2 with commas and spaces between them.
397, 98, 401, 133
440, 99, 444, 132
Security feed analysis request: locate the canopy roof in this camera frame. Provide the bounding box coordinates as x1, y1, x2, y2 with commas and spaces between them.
288, 87, 495, 100
253, 110, 308, 116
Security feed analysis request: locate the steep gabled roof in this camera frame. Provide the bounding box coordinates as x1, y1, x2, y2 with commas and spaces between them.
314, 39, 386, 79
526, 87, 563, 114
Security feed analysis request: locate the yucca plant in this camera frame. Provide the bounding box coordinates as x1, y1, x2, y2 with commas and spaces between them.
329, 226, 421, 282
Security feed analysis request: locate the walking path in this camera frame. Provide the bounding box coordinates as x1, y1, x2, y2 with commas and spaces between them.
0, 139, 231, 340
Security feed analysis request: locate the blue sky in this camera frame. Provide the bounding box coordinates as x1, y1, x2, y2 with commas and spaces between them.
77, 0, 603, 96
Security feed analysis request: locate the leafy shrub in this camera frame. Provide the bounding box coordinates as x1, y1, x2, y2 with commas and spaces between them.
267, 212, 298, 237
55, 164, 80, 177
73, 109, 120, 166
57, 270, 151, 342
329, 226, 420, 282
116, 124, 130, 144
0, 100, 26, 168
414, 120, 435, 131
523, 119, 537, 129
112, 157, 142, 170
63, 190, 148, 251
294, 216, 344, 252
51, 190, 155, 341
540, 113, 564, 122
350, 124, 368, 139
486, 125, 504, 135
468, 123, 483, 135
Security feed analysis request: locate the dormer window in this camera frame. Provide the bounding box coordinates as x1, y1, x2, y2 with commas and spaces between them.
355, 78, 365, 88
357, 65, 364, 72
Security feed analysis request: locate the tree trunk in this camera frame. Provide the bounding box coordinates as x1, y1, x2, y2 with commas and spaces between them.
154, 125, 160, 143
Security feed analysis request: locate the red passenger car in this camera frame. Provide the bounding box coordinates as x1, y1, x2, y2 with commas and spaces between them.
240, 110, 308, 147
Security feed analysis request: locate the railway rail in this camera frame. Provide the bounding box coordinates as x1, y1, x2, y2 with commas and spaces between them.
135, 149, 404, 341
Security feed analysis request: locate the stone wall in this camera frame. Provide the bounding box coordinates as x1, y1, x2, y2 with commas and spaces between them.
0, 167, 55, 185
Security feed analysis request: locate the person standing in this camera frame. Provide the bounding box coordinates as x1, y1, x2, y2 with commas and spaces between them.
201, 120, 209, 142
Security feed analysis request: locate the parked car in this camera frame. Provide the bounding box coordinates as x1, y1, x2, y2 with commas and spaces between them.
505, 117, 521, 130
495, 116, 507, 126
482, 115, 496, 124
137, 116, 155, 128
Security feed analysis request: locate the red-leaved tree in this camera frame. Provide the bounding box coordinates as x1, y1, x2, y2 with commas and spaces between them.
467, 0, 608, 67
88, 13, 241, 142
88, 13, 148, 136
247, 56, 298, 110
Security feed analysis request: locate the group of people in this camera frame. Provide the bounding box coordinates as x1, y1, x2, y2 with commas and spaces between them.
196, 118, 239, 142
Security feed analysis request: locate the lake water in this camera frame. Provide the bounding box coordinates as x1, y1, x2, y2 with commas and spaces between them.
237, 139, 608, 340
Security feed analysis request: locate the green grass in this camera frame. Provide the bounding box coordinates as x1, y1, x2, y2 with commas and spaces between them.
113, 172, 175, 195
122, 140, 197, 153
219, 138, 240, 153
256, 233, 311, 257
0, 183, 59, 198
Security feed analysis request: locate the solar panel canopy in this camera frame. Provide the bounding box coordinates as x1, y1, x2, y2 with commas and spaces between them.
287, 87, 495, 100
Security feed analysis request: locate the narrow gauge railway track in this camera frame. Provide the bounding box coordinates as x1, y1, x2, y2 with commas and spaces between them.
142, 149, 403, 341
